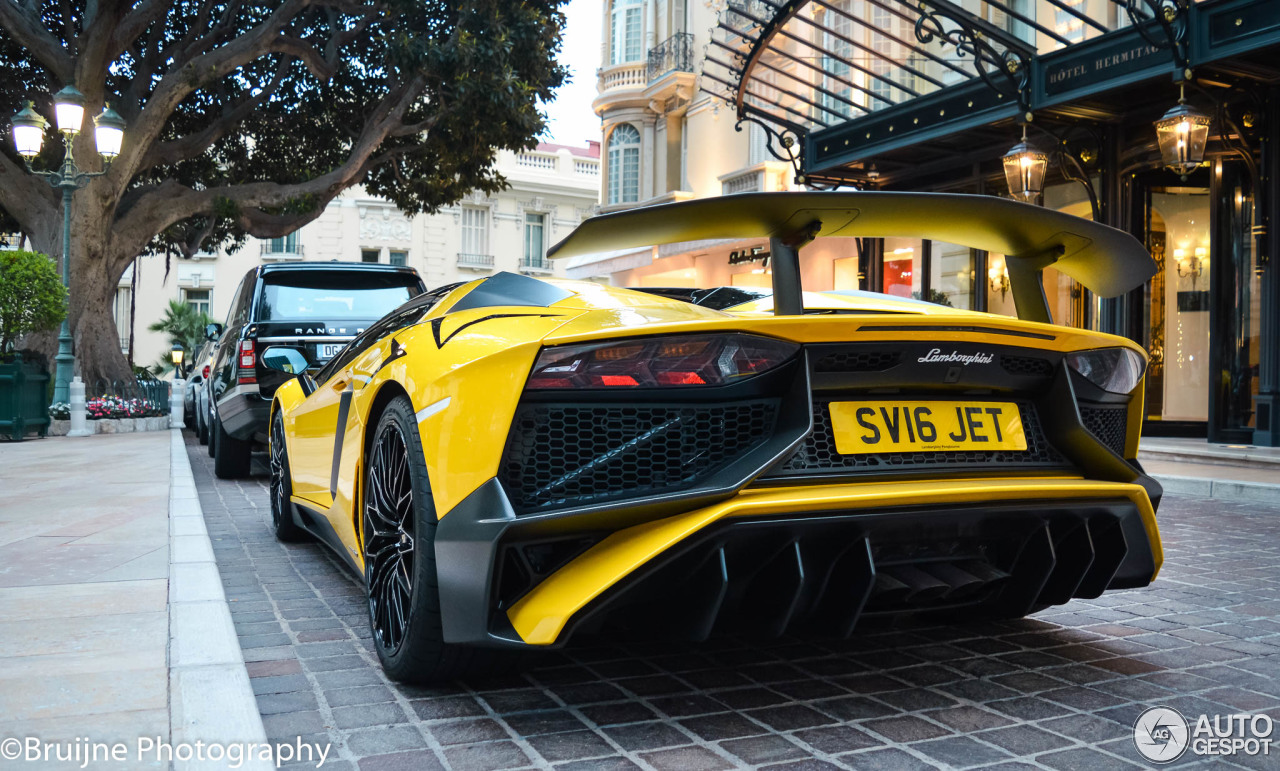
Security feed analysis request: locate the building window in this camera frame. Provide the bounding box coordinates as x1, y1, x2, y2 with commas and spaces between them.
460, 206, 489, 259
389, 250, 407, 267
821, 0, 855, 119
114, 286, 131, 354
266, 233, 299, 256
610, 0, 644, 65
183, 288, 210, 316
870, 6, 894, 107
523, 213, 546, 268
361, 249, 380, 263
607, 124, 641, 205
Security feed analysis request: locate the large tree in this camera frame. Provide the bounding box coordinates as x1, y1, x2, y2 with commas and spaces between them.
0, 0, 567, 384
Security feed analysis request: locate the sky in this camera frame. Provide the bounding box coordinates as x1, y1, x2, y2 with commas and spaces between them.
542, 0, 604, 148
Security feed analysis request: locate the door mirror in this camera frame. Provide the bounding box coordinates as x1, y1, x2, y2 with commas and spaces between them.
261, 346, 310, 375
205, 322, 224, 341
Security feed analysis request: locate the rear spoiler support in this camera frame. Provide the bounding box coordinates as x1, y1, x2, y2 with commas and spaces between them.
769, 220, 821, 317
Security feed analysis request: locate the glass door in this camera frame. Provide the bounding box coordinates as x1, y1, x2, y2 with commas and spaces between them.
1143, 184, 1211, 424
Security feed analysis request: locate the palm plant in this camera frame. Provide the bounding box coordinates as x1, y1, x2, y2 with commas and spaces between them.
147, 300, 213, 375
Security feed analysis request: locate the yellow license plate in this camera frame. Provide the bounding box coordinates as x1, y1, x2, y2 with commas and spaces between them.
829, 400, 1027, 454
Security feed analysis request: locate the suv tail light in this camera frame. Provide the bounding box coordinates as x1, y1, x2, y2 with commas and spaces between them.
526, 334, 798, 390
237, 339, 257, 385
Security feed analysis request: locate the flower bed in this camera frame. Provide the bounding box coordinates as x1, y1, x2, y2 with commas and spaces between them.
86, 395, 166, 420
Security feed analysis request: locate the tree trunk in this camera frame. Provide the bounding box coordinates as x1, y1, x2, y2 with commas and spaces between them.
18, 185, 136, 390
74, 283, 134, 391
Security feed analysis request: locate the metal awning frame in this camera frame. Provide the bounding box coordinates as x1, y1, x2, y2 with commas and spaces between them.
705, 0, 1238, 184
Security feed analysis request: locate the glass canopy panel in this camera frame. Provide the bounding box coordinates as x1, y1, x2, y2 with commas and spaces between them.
703, 0, 1142, 138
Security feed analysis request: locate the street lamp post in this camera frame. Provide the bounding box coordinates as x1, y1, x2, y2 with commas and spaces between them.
10, 87, 125, 405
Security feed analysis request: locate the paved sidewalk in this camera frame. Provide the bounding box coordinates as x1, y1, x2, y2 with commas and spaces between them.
1139, 440, 1280, 503
0, 432, 171, 767
187, 433, 1280, 771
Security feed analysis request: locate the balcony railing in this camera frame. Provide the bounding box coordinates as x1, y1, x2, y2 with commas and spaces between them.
516, 152, 557, 171
574, 159, 600, 176
647, 33, 695, 81
261, 242, 304, 259
521, 256, 551, 272
597, 61, 647, 93
457, 253, 495, 268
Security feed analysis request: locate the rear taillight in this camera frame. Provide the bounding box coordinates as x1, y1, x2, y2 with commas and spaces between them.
526, 334, 798, 390
202, 364, 210, 380
237, 339, 257, 385
1065, 347, 1145, 394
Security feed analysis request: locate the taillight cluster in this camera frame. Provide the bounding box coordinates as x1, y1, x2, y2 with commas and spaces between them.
526, 334, 798, 390
237, 340, 257, 385
202, 364, 210, 380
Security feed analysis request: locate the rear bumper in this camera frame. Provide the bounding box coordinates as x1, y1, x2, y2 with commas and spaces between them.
434, 476, 1162, 649
217, 384, 269, 441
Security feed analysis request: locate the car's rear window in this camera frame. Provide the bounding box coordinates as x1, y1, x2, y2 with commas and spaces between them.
257, 271, 419, 321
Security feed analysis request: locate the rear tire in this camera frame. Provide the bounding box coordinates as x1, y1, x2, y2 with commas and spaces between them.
197, 398, 210, 445
206, 401, 216, 457
269, 410, 305, 542
213, 410, 252, 479
363, 396, 514, 683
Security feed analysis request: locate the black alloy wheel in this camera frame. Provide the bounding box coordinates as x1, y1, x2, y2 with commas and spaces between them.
269, 410, 304, 541
363, 417, 416, 654
361, 396, 512, 682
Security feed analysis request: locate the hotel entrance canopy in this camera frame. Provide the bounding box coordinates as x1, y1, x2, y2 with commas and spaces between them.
701, 0, 1280, 187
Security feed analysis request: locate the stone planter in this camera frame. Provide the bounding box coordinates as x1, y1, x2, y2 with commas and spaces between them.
48, 415, 171, 437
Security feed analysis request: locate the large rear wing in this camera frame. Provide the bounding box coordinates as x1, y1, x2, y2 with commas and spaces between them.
547, 192, 1156, 324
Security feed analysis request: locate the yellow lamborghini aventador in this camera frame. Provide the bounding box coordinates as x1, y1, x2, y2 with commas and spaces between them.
265, 192, 1163, 682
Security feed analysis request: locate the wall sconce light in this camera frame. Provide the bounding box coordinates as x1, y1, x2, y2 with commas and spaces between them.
988, 263, 1010, 299
1155, 82, 1211, 180
1002, 125, 1048, 202
1175, 246, 1208, 289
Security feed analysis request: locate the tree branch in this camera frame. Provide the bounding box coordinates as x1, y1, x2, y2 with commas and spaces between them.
0, 152, 60, 246
111, 71, 428, 259
0, 0, 74, 83
108, 0, 168, 60
137, 59, 290, 173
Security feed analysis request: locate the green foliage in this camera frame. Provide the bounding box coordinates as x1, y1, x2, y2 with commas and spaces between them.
0, 250, 66, 353
147, 301, 213, 373
912, 289, 955, 308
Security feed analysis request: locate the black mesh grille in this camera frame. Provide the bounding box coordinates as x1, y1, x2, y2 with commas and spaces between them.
815, 351, 900, 372
764, 400, 1065, 479
1001, 355, 1054, 377
1081, 406, 1128, 456
500, 401, 777, 513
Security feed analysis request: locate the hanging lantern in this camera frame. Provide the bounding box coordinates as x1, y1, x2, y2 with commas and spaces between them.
1154, 83, 1211, 179
1002, 126, 1048, 202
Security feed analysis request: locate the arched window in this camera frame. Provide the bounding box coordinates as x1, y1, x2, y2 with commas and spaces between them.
610, 0, 644, 65
607, 124, 641, 205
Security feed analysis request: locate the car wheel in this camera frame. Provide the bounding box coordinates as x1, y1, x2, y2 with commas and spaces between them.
206, 402, 217, 456
213, 409, 252, 479
269, 410, 306, 541
198, 400, 210, 446
362, 396, 513, 683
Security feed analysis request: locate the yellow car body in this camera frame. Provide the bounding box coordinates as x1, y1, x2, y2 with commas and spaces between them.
267, 192, 1163, 677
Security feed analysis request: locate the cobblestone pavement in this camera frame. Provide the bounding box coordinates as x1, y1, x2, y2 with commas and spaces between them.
185, 433, 1280, 771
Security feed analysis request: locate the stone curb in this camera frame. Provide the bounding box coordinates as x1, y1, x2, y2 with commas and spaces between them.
1152, 473, 1280, 504
167, 429, 272, 771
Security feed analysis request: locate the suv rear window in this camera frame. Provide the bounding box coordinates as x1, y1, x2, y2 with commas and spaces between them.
257, 271, 419, 321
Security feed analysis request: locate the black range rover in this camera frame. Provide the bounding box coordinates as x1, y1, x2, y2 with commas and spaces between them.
206, 262, 427, 478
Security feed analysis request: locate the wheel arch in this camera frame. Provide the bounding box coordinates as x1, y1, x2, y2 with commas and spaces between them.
355, 379, 417, 544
